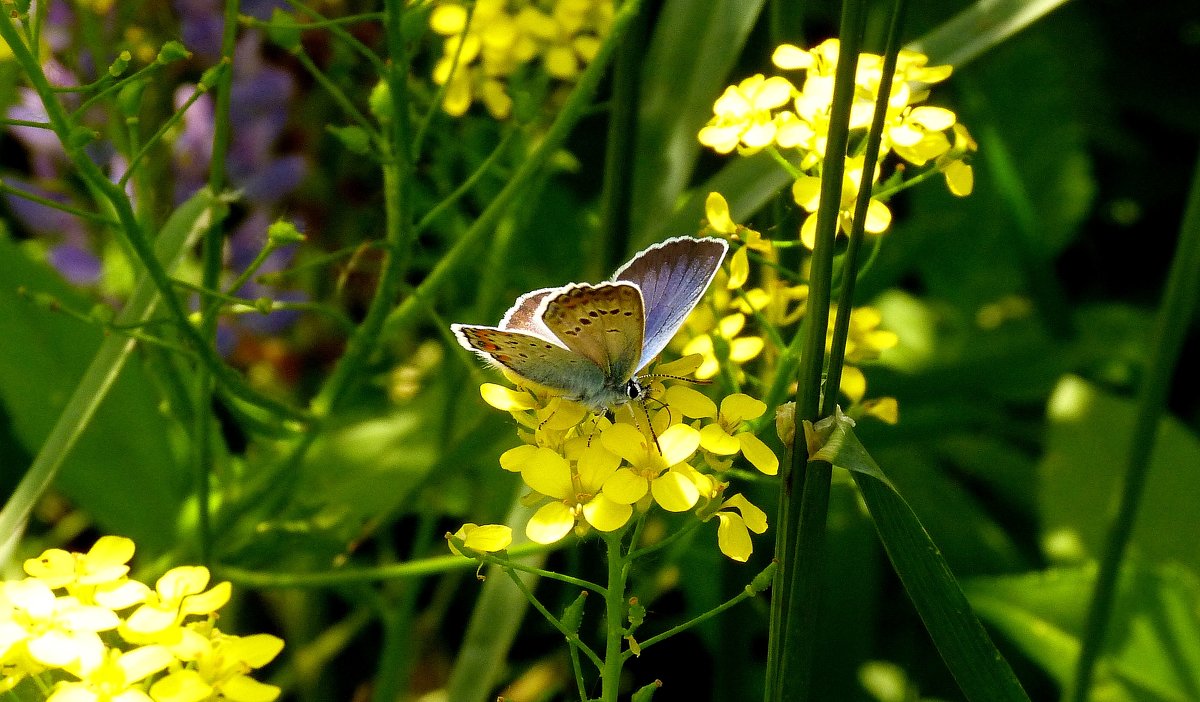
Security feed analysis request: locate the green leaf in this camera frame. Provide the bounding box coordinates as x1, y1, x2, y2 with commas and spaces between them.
967, 563, 1200, 702
811, 414, 1031, 702
1039, 375, 1200, 570
0, 189, 221, 558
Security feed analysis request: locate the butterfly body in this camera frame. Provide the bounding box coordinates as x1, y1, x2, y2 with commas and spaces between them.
451, 236, 728, 411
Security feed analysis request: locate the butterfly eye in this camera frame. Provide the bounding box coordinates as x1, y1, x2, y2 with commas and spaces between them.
625, 380, 643, 401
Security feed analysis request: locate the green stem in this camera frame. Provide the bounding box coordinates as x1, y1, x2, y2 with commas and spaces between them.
600, 532, 630, 702
1065, 148, 1200, 702
767, 0, 866, 699
118, 71, 220, 188
822, 0, 906, 418
414, 128, 515, 235
625, 577, 758, 658
502, 567, 605, 671
284, 0, 386, 74
196, 0, 242, 564
0, 179, 117, 225
292, 49, 378, 137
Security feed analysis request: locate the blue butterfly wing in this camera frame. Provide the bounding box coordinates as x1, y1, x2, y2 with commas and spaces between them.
613, 236, 728, 370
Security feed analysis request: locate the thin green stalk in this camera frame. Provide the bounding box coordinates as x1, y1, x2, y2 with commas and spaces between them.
822, 0, 907, 417
0, 118, 53, 128
284, 0, 386, 74
118, 70, 221, 188
767, 0, 866, 699
194, 0, 243, 564
1065, 149, 1200, 702
600, 532, 630, 702
379, 0, 646, 341
71, 62, 162, 119
0, 179, 117, 225
625, 572, 762, 657
292, 49, 378, 137
414, 127, 515, 235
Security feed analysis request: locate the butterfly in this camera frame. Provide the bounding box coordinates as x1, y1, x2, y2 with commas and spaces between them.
451, 236, 729, 411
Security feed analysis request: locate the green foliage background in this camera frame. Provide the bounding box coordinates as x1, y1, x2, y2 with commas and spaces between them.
1, 0, 1198, 700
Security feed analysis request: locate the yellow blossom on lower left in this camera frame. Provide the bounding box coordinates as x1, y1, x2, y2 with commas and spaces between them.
0, 536, 283, 702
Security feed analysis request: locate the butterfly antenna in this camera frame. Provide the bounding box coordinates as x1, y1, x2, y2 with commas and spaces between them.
639, 372, 712, 387
628, 399, 662, 455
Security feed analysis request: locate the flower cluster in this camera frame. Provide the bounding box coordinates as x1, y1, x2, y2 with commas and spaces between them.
692, 193, 900, 421
699, 39, 976, 248
428, 0, 614, 119
458, 355, 776, 562
0, 536, 283, 702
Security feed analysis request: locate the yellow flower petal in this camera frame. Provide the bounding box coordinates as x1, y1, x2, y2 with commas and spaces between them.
723, 494, 768, 533
864, 199, 891, 234
729, 336, 764, 363
727, 246, 749, 289
705, 192, 737, 234
602, 468, 648, 505
216, 674, 281, 702
662, 385, 717, 419
737, 432, 779, 475
655, 354, 703, 377
480, 383, 538, 411
772, 43, 812, 70
715, 513, 752, 562
150, 669, 213, 702
651, 471, 700, 512
800, 214, 818, 250
577, 442, 621, 489
600, 423, 649, 465
699, 424, 740, 455
862, 397, 899, 424
720, 394, 767, 424
454, 523, 513, 553
180, 581, 230, 616
581, 495, 633, 532
521, 448, 573, 499
24, 549, 75, 587
429, 4, 468, 35
756, 76, 795, 110
118, 645, 174, 684
909, 105, 956, 131
499, 444, 538, 472
657, 424, 701, 466
526, 503, 575, 544
790, 175, 822, 211
840, 365, 866, 403
944, 159, 973, 196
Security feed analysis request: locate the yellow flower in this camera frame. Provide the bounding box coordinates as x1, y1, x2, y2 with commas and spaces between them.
704, 192, 772, 289
600, 423, 702, 512
711, 494, 768, 562
886, 105, 957, 166
48, 645, 173, 702
0, 578, 118, 672
693, 394, 779, 475
429, 0, 613, 119
830, 305, 898, 364
680, 313, 764, 380
522, 443, 631, 543
449, 523, 514, 556
698, 74, 797, 154
120, 568, 231, 643
150, 630, 283, 702
24, 537, 149, 611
